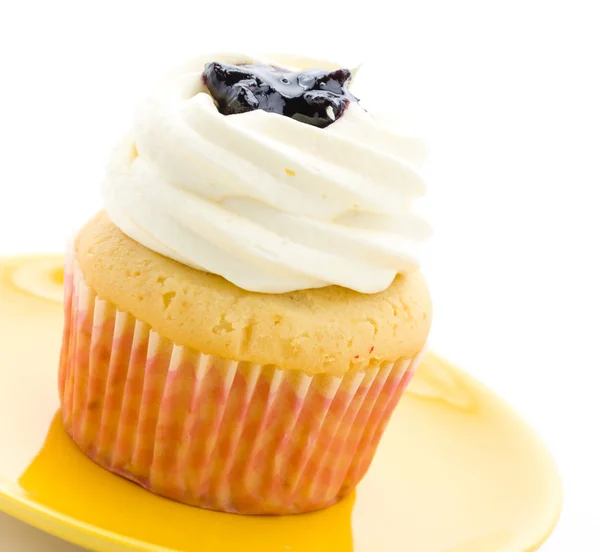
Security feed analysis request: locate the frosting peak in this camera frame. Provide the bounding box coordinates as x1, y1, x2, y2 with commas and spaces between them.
103, 53, 430, 294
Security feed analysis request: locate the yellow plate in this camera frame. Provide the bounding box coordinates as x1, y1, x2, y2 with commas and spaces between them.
0, 255, 562, 552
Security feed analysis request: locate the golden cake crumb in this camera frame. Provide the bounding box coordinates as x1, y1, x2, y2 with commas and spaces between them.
75, 212, 431, 377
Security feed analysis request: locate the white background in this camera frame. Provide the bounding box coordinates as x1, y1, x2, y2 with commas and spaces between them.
1, 0, 599, 550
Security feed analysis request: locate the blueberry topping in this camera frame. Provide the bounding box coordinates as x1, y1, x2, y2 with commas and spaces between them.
203, 62, 359, 128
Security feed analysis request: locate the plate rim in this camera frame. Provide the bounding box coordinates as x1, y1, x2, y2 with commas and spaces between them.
0, 257, 563, 552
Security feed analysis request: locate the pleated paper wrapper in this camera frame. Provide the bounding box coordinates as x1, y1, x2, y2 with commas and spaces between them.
59, 255, 424, 514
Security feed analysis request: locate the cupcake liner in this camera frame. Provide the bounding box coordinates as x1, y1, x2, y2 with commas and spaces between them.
59, 255, 425, 515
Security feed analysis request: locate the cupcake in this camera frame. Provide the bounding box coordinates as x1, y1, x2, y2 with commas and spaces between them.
58, 53, 432, 515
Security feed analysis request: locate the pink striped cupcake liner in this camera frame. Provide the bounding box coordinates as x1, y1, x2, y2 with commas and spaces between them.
59, 254, 425, 515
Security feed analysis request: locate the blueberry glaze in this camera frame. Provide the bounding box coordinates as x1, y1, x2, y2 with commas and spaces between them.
203, 62, 358, 128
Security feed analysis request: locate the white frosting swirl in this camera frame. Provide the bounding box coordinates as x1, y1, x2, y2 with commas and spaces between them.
103, 53, 431, 294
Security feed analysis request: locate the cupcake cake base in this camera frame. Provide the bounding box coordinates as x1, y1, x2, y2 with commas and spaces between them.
59, 257, 422, 514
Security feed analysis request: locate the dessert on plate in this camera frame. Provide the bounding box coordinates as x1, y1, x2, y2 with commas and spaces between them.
58, 53, 432, 515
